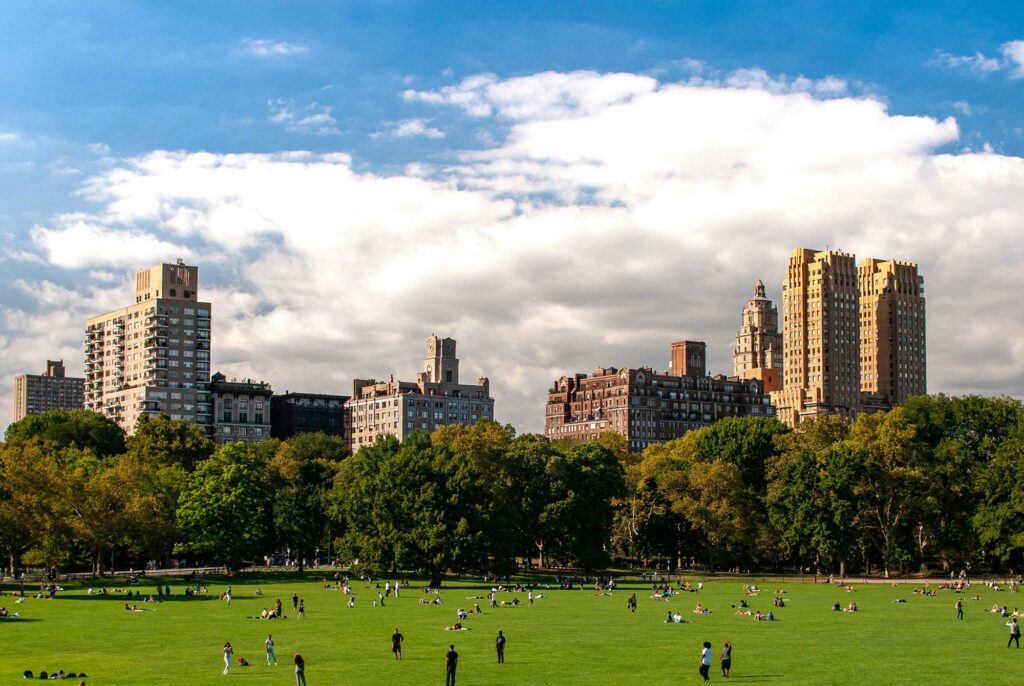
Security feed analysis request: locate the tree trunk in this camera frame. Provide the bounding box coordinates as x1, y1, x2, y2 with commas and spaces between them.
94, 551, 104, 577
839, 559, 847, 578
429, 572, 443, 588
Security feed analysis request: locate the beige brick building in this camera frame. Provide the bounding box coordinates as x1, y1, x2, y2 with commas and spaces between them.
770, 248, 927, 427
12, 360, 84, 422
771, 248, 861, 426
733, 280, 783, 392
84, 261, 212, 434
859, 258, 926, 409
346, 336, 494, 450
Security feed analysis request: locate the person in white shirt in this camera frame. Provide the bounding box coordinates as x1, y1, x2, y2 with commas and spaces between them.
699, 641, 712, 682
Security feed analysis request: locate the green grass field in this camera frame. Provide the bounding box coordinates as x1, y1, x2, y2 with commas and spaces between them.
2, 573, 1021, 685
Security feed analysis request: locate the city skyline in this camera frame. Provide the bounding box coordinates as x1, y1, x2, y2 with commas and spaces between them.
2, 3, 1024, 434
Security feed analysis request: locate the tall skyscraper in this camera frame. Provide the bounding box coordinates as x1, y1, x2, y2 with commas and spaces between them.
733, 280, 783, 392
858, 258, 926, 409
771, 248, 860, 426
12, 360, 84, 422
346, 336, 494, 450
84, 261, 212, 434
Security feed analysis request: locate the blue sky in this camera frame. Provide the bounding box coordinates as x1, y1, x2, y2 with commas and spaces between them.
1, 1, 1023, 431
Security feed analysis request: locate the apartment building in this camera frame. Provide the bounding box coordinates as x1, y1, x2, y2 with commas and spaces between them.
733, 280, 783, 393
84, 261, 212, 434
545, 340, 775, 451
346, 336, 494, 450
770, 248, 927, 426
859, 258, 927, 410
210, 372, 272, 444
11, 360, 85, 422
271, 392, 347, 439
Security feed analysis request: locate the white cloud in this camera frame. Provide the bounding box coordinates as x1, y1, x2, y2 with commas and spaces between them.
235, 38, 309, 58
932, 50, 1002, 74
0, 132, 17, 142
4, 67, 1024, 435
267, 99, 341, 136
31, 215, 195, 268
932, 40, 1024, 78
1003, 40, 1024, 79
373, 118, 446, 140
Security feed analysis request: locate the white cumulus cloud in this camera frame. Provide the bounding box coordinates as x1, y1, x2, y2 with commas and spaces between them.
4, 67, 1024, 435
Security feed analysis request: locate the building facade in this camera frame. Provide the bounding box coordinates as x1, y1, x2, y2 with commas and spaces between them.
84, 261, 212, 434
858, 258, 927, 410
271, 392, 347, 439
770, 248, 927, 427
12, 360, 85, 422
210, 372, 273, 444
346, 336, 495, 450
545, 340, 775, 452
733, 280, 783, 392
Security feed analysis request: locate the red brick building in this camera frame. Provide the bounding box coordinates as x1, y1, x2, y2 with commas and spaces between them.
545, 340, 775, 451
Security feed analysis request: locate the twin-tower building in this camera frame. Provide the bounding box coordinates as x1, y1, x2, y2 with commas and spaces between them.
732, 248, 926, 427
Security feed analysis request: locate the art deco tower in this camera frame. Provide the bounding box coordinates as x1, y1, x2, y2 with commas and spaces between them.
733, 280, 783, 392
770, 248, 860, 427
858, 258, 926, 409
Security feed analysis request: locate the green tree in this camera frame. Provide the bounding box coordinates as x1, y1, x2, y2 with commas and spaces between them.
848, 409, 928, 577
270, 433, 348, 569
5, 410, 125, 457
127, 413, 215, 471
176, 442, 276, 568
539, 442, 625, 571
973, 420, 1024, 569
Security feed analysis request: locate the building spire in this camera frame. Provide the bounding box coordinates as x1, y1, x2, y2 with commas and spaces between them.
754, 279, 766, 298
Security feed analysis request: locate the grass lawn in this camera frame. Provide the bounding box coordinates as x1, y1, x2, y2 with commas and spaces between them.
2, 573, 1021, 685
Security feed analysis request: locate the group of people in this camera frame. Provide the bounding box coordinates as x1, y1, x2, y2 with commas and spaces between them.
698, 641, 732, 682
221, 639, 305, 684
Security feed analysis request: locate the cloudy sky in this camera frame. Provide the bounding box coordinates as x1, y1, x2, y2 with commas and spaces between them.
1, 1, 1023, 434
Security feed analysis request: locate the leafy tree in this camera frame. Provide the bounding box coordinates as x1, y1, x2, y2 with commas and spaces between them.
127, 413, 215, 471
539, 442, 625, 571
176, 442, 276, 568
973, 420, 1024, 569
0, 439, 65, 575
768, 418, 865, 577
270, 433, 348, 569
4, 410, 125, 457
848, 409, 927, 577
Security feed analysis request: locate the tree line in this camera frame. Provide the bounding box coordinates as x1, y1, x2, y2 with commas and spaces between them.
1, 394, 1022, 579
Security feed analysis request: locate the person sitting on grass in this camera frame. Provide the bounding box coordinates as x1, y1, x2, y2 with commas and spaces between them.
693, 603, 710, 614
832, 602, 841, 611
735, 609, 752, 616
766, 610, 776, 621
844, 602, 858, 612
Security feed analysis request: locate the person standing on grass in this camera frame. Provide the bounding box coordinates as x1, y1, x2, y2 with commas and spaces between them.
698, 641, 712, 682
628, 593, 637, 613
1009, 618, 1021, 648
298, 599, 305, 619
223, 642, 234, 675
720, 641, 732, 678
956, 599, 964, 620
292, 593, 299, 612
445, 644, 459, 686
496, 630, 506, 663
266, 634, 278, 666
294, 653, 306, 686
392, 629, 404, 660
